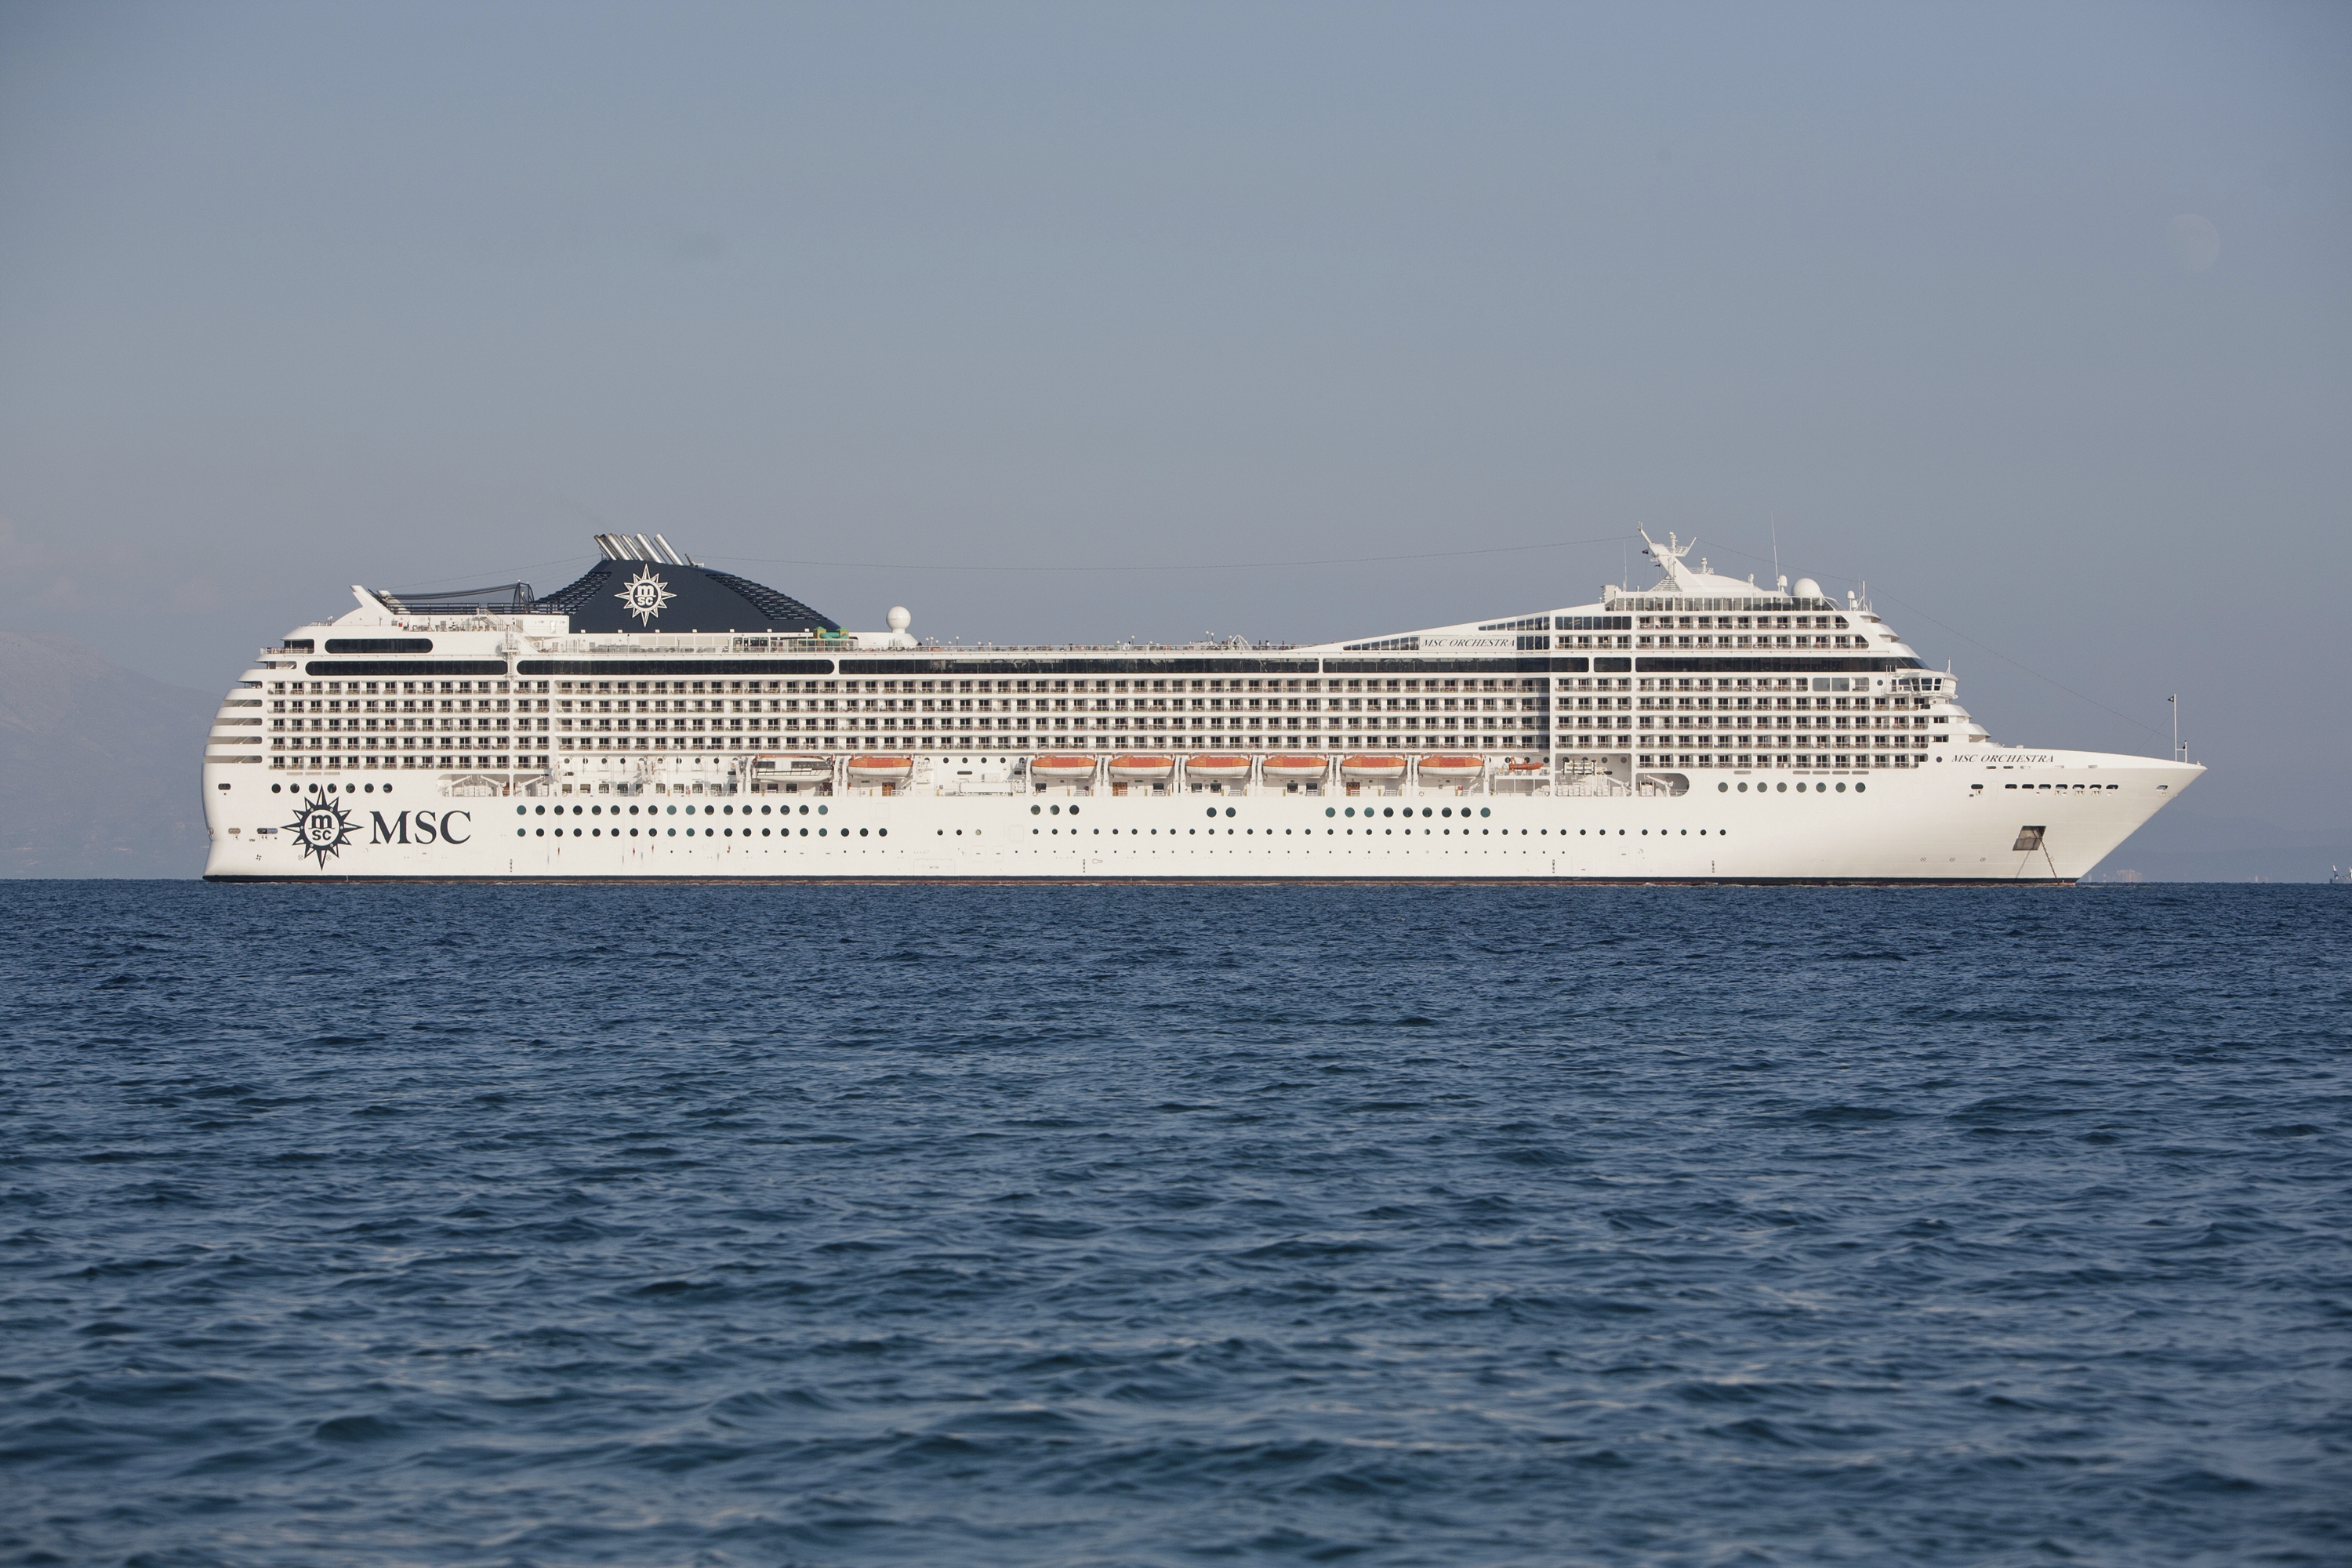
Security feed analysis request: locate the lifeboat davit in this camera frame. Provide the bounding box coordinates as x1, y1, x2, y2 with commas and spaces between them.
1261, 753, 1329, 780
1338, 753, 1407, 781
1417, 753, 1486, 782
844, 754, 914, 783
1106, 753, 1175, 781
1029, 753, 1098, 782
1184, 753, 1253, 782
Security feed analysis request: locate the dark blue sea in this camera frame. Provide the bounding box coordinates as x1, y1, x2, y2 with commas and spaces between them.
2, 884, 2346, 1567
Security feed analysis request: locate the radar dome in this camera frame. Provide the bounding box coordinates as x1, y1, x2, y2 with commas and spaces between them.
1791, 577, 1822, 601
887, 606, 911, 632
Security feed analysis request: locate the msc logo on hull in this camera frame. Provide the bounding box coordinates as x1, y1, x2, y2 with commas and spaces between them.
277, 784, 470, 865
368, 809, 471, 847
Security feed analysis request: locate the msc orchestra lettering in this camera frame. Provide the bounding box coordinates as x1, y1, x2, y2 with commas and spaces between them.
200, 528, 2201, 882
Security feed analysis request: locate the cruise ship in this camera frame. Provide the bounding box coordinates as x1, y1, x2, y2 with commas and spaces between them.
199, 530, 2199, 882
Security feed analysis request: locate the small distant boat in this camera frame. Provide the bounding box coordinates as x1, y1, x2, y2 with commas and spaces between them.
1105, 753, 1174, 782
844, 754, 914, 783
2331, 866, 2351, 887
1184, 753, 1253, 782
1339, 753, 1407, 781
1029, 753, 1098, 782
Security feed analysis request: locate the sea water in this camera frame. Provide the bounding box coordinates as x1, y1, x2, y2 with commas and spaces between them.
2, 883, 2345, 1566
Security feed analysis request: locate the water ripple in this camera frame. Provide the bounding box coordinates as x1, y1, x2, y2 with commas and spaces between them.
0, 882, 2346, 1566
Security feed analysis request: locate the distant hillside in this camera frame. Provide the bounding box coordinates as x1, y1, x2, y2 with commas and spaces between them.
0, 631, 221, 877
2083, 804, 2351, 885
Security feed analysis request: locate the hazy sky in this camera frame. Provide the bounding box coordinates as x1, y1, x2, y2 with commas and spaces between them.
2, 3, 2345, 828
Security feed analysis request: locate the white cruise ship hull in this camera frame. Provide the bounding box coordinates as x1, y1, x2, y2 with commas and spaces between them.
202, 750, 2199, 884
196, 530, 2203, 883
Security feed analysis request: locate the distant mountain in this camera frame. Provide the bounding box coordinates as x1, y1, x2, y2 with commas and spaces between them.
2085, 805, 2350, 885
0, 631, 220, 877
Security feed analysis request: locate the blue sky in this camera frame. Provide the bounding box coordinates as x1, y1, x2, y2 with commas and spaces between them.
2, 2, 2345, 831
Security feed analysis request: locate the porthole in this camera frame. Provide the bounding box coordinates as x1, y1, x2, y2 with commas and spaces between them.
1069, 806, 1080, 817
271, 784, 281, 793
1737, 783, 1748, 792
1382, 808, 1394, 818
818, 805, 827, 815
630, 805, 640, 815
1835, 782, 1847, 793
1854, 782, 1866, 793
1325, 807, 1336, 817
1034, 804, 1044, 815
761, 805, 771, 815
667, 828, 675, 837
517, 805, 527, 815
1777, 782, 1788, 793
1421, 808, 1432, 818
760, 828, 768, 837
631, 828, 639, 837
724, 805, 735, 815
685, 805, 695, 815
1479, 808, 1490, 818
1345, 808, 1356, 817
516, 828, 525, 837
859, 827, 869, 837
1224, 807, 1235, 818
1051, 804, 1062, 815
1206, 807, 1217, 818
877, 828, 886, 837
1719, 782, 1729, 793
667, 805, 677, 814
800, 805, 810, 815
535, 828, 543, 837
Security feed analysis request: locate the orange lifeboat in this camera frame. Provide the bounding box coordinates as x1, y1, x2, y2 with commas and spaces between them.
1184, 753, 1253, 782
1261, 753, 1329, 781
1338, 753, 1407, 781
1106, 753, 1175, 782
844, 754, 913, 783
1029, 753, 1098, 782
1505, 758, 1547, 773
1417, 753, 1486, 782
